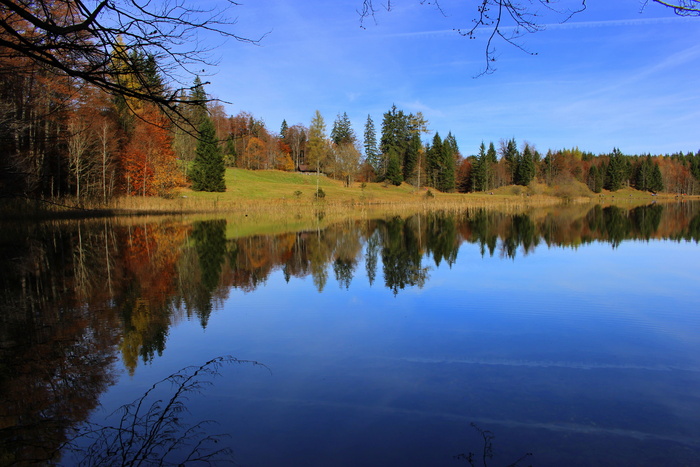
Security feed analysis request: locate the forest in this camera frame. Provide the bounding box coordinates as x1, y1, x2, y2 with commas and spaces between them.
3, 2, 700, 204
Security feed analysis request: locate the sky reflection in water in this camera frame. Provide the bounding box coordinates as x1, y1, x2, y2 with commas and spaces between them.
2, 203, 700, 466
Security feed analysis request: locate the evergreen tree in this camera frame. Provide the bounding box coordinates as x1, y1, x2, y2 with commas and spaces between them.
380, 105, 411, 180
385, 149, 403, 186
650, 161, 663, 193
444, 132, 459, 158
280, 119, 288, 139
588, 165, 603, 193
440, 133, 457, 192
474, 142, 489, 191
364, 114, 380, 176
189, 76, 208, 128
486, 141, 498, 189
190, 117, 225, 192
516, 143, 536, 186
605, 148, 627, 191
502, 138, 519, 184
331, 112, 354, 145
426, 132, 443, 189
403, 133, 421, 182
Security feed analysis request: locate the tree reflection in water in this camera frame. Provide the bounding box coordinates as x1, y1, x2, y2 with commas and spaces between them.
0, 201, 698, 464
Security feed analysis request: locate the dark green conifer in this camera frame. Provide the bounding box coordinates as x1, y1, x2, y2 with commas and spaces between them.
191, 117, 226, 192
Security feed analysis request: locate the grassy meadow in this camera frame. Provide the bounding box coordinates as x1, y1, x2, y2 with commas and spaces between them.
1, 168, 690, 225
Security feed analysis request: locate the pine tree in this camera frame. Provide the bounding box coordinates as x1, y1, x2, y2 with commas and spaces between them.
380, 105, 411, 180
190, 117, 225, 192
588, 165, 602, 193
501, 138, 519, 184
364, 115, 379, 176
440, 133, 457, 192
605, 148, 626, 191
331, 112, 354, 145
189, 76, 208, 128
403, 133, 421, 182
426, 132, 441, 188
385, 149, 403, 186
474, 142, 488, 191
486, 141, 498, 190
650, 161, 663, 193
516, 143, 536, 186
280, 119, 288, 139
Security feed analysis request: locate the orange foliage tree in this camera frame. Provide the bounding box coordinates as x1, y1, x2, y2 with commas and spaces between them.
120, 105, 186, 196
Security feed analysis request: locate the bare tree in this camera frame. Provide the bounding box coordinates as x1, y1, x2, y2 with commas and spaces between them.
358, 1, 698, 75
0, 0, 264, 113
646, 0, 700, 16
67, 356, 268, 466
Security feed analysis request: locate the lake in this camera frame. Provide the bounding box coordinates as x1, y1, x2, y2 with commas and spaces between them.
1, 202, 700, 466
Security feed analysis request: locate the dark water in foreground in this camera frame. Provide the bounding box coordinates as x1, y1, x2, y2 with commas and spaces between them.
1, 202, 700, 466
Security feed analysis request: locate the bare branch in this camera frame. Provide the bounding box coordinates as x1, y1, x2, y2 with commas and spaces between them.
649, 0, 700, 15
0, 0, 266, 117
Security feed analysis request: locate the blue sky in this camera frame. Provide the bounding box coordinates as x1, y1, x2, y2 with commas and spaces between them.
201, 0, 699, 156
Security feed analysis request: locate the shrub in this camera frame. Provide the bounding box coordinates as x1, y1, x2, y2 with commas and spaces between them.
315, 188, 326, 199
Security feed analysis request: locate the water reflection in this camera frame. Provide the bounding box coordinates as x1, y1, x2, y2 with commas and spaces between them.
0, 202, 699, 464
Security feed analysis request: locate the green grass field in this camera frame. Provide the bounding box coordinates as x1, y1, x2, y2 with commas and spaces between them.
2, 168, 684, 223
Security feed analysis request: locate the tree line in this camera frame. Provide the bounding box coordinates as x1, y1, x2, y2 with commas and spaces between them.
3, 7, 700, 201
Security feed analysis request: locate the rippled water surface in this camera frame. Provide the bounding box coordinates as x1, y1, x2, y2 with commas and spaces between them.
2, 202, 700, 466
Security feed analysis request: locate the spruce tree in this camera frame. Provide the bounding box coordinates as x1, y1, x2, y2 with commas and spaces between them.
502, 138, 519, 184
426, 132, 443, 189
380, 105, 411, 180
386, 149, 403, 186
364, 115, 379, 176
486, 142, 498, 189
516, 143, 536, 186
605, 148, 626, 191
650, 162, 663, 193
474, 142, 488, 191
440, 133, 457, 192
403, 133, 421, 182
588, 165, 601, 193
331, 112, 354, 145
191, 117, 226, 192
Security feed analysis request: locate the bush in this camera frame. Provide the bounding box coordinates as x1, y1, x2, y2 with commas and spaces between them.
293, 190, 302, 199
425, 189, 434, 199
315, 188, 326, 199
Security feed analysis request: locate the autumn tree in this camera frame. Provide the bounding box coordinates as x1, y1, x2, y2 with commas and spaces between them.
285, 124, 307, 170
328, 113, 360, 186
332, 142, 362, 187
0, 0, 260, 116
306, 110, 329, 189
121, 105, 185, 196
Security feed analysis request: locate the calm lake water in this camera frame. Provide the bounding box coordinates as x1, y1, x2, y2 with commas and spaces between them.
2, 202, 700, 466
